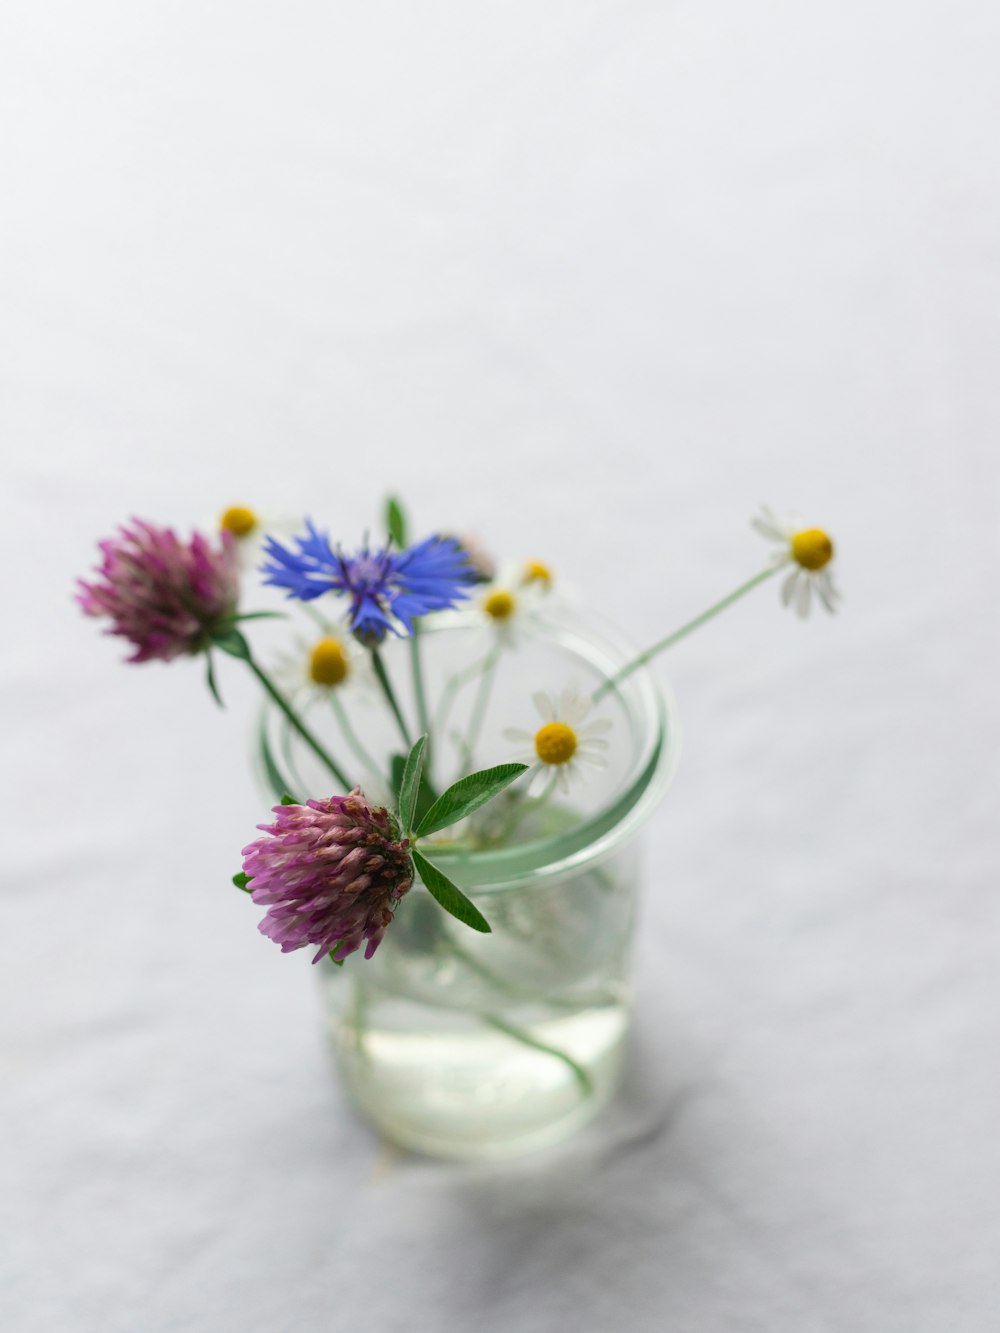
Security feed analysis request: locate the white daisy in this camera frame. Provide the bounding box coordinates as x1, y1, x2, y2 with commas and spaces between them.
503, 687, 612, 793
274, 629, 367, 703
752, 505, 840, 619
478, 559, 555, 644
520, 559, 554, 591
270, 631, 382, 786
217, 504, 295, 571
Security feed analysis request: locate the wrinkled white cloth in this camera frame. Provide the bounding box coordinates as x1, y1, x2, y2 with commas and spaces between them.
2, 3, 999, 1330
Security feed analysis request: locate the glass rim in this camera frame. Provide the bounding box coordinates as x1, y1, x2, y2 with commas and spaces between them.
420, 608, 680, 891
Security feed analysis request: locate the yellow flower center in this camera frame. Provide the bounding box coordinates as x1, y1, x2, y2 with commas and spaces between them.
484, 590, 516, 620
534, 722, 577, 765
523, 561, 553, 588
220, 506, 259, 538
791, 528, 834, 571
309, 638, 349, 686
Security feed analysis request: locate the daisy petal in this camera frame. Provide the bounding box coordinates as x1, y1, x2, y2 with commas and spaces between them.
781, 569, 799, 607
566, 699, 592, 726
532, 691, 556, 723
558, 687, 589, 725
751, 515, 785, 541
816, 573, 839, 613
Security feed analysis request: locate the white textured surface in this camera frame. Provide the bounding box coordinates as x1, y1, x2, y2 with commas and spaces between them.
3, 4, 1000, 1329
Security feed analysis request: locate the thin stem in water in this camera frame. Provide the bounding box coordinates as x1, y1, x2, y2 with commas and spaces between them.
479, 1013, 593, 1097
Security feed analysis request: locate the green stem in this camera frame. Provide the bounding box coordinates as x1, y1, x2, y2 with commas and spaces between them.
409, 627, 432, 763
433, 649, 497, 744
246, 655, 353, 790
480, 1013, 593, 1097
456, 647, 499, 776
593, 566, 779, 703
330, 692, 383, 783
345, 916, 592, 1095
277, 709, 312, 797
371, 648, 412, 748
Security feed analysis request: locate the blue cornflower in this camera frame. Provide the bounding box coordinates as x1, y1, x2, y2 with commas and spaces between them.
261, 522, 476, 641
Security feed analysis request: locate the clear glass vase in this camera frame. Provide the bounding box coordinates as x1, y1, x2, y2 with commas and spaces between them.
257, 608, 679, 1159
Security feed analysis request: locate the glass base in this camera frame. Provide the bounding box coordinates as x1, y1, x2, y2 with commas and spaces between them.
330, 999, 630, 1160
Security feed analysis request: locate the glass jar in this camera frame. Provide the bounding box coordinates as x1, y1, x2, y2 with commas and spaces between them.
257, 608, 679, 1159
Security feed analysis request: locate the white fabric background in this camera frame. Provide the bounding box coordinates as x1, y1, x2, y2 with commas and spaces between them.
3, 3, 999, 1330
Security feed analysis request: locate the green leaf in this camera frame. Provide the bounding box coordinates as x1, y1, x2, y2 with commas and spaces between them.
205, 654, 224, 708
412, 849, 491, 934
258, 715, 299, 803
212, 627, 251, 660
328, 949, 345, 968
225, 610, 287, 624
279, 793, 298, 806
391, 750, 439, 824
386, 496, 408, 548
414, 763, 529, 838
398, 734, 428, 833
232, 872, 253, 893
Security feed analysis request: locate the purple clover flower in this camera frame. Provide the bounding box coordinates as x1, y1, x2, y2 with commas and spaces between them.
77, 519, 240, 663
243, 790, 415, 962
261, 523, 476, 641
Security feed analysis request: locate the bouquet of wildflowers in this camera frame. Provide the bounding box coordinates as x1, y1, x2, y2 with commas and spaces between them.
78, 499, 839, 969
